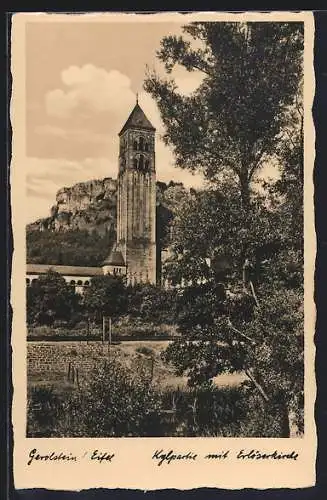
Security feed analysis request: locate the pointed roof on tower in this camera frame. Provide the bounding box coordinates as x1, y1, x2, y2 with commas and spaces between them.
119, 99, 156, 136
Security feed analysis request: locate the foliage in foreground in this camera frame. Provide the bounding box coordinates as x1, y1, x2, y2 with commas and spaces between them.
28, 361, 162, 437
27, 360, 296, 438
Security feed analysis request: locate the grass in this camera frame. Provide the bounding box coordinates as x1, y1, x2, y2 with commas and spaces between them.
28, 372, 76, 400
27, 321, 179, 341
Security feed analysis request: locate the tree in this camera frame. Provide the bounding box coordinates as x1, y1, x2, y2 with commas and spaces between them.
164, 186, 285, 286
162, 182, 304, 436
27, 270, 80, 325
144, 21, 303, 207
164, 280, 303, 436
26, 229, 116, 267
126, 283, 177, 324
83, 275, 127, 323
145, 20, 304, 437
273, 111, 304, 252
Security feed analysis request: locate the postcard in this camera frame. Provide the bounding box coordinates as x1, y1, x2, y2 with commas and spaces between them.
11, 11, 316, 490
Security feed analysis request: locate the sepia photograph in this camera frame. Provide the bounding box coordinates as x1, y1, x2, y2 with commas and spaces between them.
22, 15, 307, 440
10, 13, 318, 491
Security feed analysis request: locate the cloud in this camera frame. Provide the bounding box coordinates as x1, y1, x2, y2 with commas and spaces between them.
45, 89, 76, 119
35, 124, 109, 145
26, 156, 116, 188
45, 65, 135, 119
45, 64, 204, 122
39, 65, 168, 160
38, 64, 208, 167
26, 65, 205, 223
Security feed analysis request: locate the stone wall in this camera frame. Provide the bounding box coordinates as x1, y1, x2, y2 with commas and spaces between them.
27, 341, 115, 380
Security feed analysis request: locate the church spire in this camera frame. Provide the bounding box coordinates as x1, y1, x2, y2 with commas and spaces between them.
116, 98, 157, 285
118, 99, 155, 136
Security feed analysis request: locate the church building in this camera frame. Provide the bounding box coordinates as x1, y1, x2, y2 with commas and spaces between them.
26, 100, 158, 290
104, 98, 157, 285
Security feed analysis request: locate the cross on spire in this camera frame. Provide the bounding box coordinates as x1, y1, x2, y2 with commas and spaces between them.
136, 92, 139, 104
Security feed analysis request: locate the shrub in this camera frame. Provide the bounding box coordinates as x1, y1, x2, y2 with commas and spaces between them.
27, 325, 54, 338
27, 385, 63, 437
59, 360, 163, 437
26, 375, 290, 437
160, 385, 247, 437
53, 320, 69, 328
127, 284, 177, 324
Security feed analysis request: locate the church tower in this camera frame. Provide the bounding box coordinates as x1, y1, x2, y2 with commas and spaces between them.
116, 98, 157, 285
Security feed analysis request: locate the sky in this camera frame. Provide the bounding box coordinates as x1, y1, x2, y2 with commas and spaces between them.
24, 20, 206, 223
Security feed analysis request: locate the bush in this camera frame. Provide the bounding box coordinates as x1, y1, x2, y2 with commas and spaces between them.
31, 360, 163, 437
27, 375, 291, 437
27, 385, 63, 437
27, 325, 90, 340
27, 325, 54, 338
159, 385, 247, 437
112, 316, 177, 339
127, 284, 177, 324
72, 361, 162, 436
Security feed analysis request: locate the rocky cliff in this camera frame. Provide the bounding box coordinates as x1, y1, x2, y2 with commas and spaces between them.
26, 178, 191, 266
27, 177, 191, 234
28, 178, 118, 235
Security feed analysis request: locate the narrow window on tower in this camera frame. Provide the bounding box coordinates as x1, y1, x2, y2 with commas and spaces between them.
145, 159, 149, 170
133, 139, 138, 150
144, 142, 149, 152
139, 155, 144, 170
139, 137, 144, 151
133, 157, 138, 169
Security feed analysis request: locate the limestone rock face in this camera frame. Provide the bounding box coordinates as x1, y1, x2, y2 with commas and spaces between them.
28, 178, 118, 235
27, 177, 191, 237
26, 177, 193, 268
